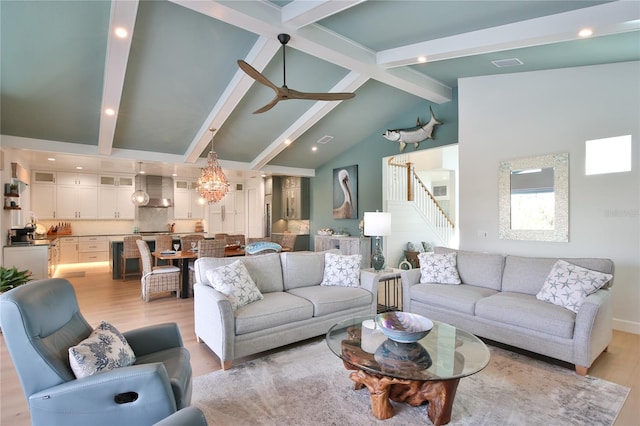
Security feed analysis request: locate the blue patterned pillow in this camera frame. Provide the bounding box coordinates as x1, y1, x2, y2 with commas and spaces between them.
320, 252, 361, 287
418, 252, 461, 285
206, 260, 264, 310
68, 321, 136, 379
536, 260, 613, 313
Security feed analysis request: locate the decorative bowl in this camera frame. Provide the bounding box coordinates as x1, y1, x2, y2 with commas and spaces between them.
317, 228, 333, 236
375, 312, 433, 343
374, 340, 432, 372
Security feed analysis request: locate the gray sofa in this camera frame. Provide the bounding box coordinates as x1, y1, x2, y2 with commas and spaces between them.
401, 247, 615, 375
193, 250, 378, 369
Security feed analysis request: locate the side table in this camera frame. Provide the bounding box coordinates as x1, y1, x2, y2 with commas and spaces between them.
363, 268, 402, 313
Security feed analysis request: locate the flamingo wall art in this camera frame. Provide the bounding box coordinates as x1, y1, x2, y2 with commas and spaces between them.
333, 165, 358, 219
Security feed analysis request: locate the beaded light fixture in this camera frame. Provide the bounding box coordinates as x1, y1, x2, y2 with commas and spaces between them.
198, 128, 229, 204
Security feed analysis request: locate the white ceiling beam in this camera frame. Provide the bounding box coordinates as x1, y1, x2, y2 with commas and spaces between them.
183, 37, 281, 164
250, 71, 368, 170
377, 1, 640, 67
281, 0, 366, 29
174, 0, 451, 103
97, 0, 138, 156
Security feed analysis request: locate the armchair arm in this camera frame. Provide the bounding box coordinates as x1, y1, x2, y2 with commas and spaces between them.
193, 283, 235, 363
573, 288, 613, 368
400, 269, 421, 312
29, 363, 177, 426
359, 270, 380, 314
123, 323, 184, 357
154, 406, 208, 426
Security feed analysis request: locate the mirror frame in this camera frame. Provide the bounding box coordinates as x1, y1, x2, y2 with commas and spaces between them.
498, 152, 569, 242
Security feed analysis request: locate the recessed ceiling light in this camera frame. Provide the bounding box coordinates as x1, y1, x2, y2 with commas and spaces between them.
171, 173, 177, 177
578, 28, 593, 37
312, 146, 318, 151
76, 166, 83, 170
417, 56, 427, 63
114, 27, 128, 38
47, 157, 56, 161
105, 108, 115, 116
284, 139, 292, 145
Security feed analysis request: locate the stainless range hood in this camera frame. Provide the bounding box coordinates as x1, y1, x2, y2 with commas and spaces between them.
138, 175, 173, 208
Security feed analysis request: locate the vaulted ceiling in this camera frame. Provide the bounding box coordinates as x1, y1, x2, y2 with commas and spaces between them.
1, 0, 638, 177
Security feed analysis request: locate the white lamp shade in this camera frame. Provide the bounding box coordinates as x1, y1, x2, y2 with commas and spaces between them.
364, 211, 391, 236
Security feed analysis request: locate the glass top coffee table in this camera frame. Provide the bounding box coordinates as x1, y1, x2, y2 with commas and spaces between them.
326, 315, 490, 425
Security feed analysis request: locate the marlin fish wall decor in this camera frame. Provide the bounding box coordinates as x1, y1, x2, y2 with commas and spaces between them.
383, 106, 442, 152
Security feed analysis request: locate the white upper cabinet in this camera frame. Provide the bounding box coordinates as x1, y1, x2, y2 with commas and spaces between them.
174, 179, 205, 219
55, 172, 98, 219
98, 175, 135, 219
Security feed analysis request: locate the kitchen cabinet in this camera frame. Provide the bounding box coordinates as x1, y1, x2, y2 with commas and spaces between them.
208, 184, 245, 234
98, 175, 135, 219
56, 172, 98, 219
58, 236, 78, 264
315, 235, 371, 269
174, 179, 205, 219
31, 171, 57, 219
3, 246, 48, 280
78, 236, 108, 262
280, 176, 309, 220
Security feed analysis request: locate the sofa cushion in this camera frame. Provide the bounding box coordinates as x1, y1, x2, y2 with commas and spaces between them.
409, 283, 497, 315
475, 292, 576, 339
418, 252, 461, 285
280, 250, 338, 290
435, 247, 504, 290
502, 256, 615, 295
206, 260, 264, 311
234, 292, 314, 335
287, 285, 372, 317
536, 260, 613, 313
68, 321, 136, 379
195, 253, 284, 293
321, 252, 361, 288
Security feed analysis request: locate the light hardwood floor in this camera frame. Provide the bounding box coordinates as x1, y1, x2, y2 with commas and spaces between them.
1, 263, 638, 425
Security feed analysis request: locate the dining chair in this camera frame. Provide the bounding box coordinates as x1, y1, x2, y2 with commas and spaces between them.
180, 234, 205, 252
136, 240, 181, 302
225, 234, 246, 246
247, 237, 271, 243
214, 233, 229, 241
122, 235, 142, 280
280, 233, 297, 252
198, 239, 225, 258
155, 234, 173, 266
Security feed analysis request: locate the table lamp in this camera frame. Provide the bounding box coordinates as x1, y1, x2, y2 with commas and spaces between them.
364, 211, 391, 271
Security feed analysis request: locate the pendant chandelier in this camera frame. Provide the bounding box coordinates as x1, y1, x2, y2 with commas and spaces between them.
131, 162, 150, 206
198, 128, 229, 204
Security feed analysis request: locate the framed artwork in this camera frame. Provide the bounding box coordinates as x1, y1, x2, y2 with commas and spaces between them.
333, 165, 358, 219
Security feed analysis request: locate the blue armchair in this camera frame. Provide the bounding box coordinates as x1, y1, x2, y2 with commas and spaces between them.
0, 278, 201, 426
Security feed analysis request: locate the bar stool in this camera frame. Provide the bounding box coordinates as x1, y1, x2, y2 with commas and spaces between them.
121, 235, 142, 280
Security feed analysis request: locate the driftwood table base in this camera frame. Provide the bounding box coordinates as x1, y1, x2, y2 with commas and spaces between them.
347, 366, 460, 425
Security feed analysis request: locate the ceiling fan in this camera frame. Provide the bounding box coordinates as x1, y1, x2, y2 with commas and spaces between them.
238, 33, 356, 114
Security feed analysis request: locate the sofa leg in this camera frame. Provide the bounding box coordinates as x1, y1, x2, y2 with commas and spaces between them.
196, 335, 201, 343
575, 365, 588, 376
222, 360, 233, 370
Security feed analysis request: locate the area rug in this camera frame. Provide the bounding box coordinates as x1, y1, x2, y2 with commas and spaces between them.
192, 340, 629, 426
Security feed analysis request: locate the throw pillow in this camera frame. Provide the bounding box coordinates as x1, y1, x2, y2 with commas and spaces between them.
418, 252, 461, 285
320, 252, 361, 288
206, 260, 263, 310
68, 321, 136, 379
536, 260, 613, 313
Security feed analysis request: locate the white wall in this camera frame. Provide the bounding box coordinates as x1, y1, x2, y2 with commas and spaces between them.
458, 61, 640, 333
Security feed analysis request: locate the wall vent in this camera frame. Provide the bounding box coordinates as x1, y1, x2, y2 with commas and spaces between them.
491, 58, 523, 68
317, 135, 334, 144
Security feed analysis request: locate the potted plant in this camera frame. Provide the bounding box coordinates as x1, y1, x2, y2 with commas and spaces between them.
0, 266, 33, 293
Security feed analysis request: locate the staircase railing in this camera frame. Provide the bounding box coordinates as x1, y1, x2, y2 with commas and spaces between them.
386, 157, 455, 243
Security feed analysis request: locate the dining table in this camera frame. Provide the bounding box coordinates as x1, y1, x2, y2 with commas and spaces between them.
152, 250, 198, 299
224, 246, 246, 257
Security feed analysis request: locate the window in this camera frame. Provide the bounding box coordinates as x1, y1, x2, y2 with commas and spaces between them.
585, 135, 632, 175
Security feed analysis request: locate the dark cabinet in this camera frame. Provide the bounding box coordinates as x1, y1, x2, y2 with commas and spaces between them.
275, 176, 309, 220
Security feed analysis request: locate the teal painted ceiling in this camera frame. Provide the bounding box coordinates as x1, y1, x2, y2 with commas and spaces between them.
1, 0, 638, 176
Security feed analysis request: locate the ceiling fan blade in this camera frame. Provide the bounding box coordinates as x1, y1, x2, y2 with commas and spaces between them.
253, 97, 281, 114
237, 60, 279, 92
287, 88, 356, 101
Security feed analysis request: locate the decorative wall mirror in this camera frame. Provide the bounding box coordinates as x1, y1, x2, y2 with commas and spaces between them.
499, 152, 569, 242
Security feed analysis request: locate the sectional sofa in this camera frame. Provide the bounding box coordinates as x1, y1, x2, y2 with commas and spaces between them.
193, 250, 379, 369
401, 247, 615, 375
